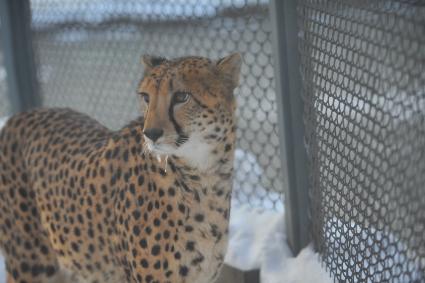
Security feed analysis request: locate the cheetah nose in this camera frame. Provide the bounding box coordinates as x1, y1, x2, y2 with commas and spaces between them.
143, 128, 164, 142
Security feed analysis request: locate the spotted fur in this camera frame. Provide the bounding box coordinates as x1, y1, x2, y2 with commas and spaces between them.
0, 54, 241, 283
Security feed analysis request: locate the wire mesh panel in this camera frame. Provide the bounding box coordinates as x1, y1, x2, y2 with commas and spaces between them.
29, 0, 284, 211
0, 27, 11, 118
299, 0, 425, 282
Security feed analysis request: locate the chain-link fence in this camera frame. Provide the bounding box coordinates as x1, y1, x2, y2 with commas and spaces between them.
29, 0, 284, 211
0, 26, 11, 118
299, 0, 425, 282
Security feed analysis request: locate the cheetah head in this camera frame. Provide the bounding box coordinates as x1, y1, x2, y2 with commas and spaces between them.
138, 54, 241, 171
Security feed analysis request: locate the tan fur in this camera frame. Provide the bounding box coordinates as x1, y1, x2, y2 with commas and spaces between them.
0, 54, 241, 283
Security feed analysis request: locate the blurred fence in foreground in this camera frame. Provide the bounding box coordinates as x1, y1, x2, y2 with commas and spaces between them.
299, 1, 425, 281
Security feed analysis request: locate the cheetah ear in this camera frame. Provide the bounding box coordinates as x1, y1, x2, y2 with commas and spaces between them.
141, 55, 168, 73
216, 53, 242, 89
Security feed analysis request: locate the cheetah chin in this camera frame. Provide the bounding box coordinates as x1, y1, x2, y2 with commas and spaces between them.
144, 133, 215, 172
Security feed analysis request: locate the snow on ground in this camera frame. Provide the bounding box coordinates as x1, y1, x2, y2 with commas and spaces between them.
225, 201, 290, 271
272, 245, 333, 283
226, 200, 332, 283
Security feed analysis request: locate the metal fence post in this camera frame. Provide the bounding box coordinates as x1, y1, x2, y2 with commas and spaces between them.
269, 0, 310, 254
0, 0, 40, 113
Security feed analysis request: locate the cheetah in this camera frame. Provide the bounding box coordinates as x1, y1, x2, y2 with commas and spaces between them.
0, 53, 241, 283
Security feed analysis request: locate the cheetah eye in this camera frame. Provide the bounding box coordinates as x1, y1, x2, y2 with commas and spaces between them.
138, 92, 150, 104
173, 92, 191, 104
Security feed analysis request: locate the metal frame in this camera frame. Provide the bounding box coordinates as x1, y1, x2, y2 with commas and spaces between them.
0, 0, 40, 113
270, 0, 310, 254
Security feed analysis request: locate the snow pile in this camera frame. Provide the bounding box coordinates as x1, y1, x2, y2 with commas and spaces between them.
225, 200, 332, 283
225, 202, 290, 271
272, 245, 332, 283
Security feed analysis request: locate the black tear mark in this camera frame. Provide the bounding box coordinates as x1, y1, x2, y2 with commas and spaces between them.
168, 101, 189, 147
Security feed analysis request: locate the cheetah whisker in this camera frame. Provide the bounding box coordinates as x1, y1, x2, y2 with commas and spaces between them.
164, 155, 169, 173
141, 142, 168, 172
